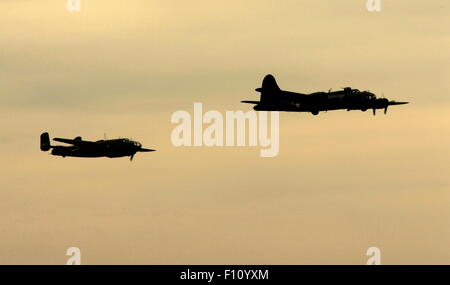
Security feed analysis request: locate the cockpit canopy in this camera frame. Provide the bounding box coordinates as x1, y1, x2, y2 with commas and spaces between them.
343, 87, 353, 92
358, 91, 376, 100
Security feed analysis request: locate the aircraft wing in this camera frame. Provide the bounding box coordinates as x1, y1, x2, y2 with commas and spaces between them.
53, 137, 97, 147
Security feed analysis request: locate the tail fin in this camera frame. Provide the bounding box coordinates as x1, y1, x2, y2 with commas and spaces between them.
256, 74, 281, 103
40, 132, 51, 151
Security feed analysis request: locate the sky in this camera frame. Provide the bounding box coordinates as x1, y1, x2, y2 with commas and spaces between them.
0, 0, 449, 264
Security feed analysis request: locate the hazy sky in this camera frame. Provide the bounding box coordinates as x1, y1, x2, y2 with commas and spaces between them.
0, 0, 449, 264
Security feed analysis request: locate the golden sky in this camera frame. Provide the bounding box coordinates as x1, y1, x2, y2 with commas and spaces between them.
0, 0, 449, 264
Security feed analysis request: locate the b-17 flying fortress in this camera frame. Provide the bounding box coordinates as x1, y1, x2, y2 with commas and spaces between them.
242, 74, 408, 115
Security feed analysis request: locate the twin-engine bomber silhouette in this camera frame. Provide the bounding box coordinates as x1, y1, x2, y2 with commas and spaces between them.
40, 132, 155, 161
242, 74, 408, 115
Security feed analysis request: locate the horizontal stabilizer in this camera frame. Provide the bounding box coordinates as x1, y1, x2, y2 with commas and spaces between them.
53, 137, 96, 146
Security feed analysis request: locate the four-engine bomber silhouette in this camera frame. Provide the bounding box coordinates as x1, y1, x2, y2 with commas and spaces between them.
40, 132, 155, 161
242, 74, 408, 115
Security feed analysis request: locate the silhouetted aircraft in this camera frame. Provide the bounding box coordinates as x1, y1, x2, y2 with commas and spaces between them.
242, 74, 408, 115
40, 132, 155, 161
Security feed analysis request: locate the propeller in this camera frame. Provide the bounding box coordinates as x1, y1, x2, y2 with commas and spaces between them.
373, 98, 389, 116
381, 98, 389, 115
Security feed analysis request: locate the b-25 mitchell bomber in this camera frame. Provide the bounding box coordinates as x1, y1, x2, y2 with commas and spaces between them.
242, 74, 408, 115
40, 132, 155, 161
